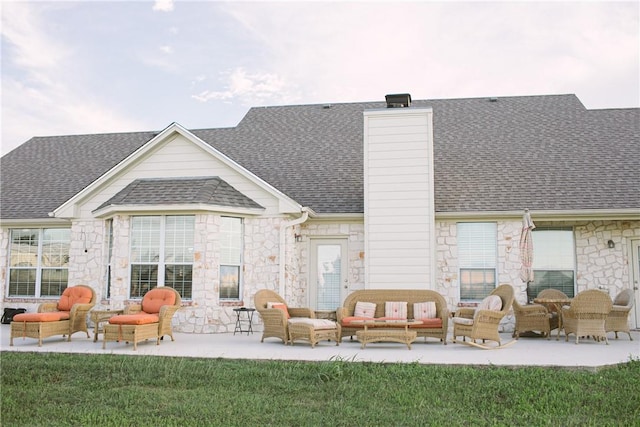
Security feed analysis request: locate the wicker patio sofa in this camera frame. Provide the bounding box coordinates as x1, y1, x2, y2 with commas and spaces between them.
336, 289, 449, 344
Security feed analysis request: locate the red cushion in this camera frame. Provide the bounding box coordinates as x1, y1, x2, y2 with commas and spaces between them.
109, 313, 160, 325
141, 288, 176, 314
58, 286, 93, 311
13, 312, 70, 322
409, 318, 443, 328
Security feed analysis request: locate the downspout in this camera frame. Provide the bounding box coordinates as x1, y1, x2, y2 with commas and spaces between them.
279, 207, 310, 297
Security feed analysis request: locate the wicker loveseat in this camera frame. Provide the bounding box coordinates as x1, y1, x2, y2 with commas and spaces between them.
336, 289, 449, 344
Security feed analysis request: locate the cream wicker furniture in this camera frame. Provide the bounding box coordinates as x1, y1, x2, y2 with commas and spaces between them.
352, 319, 421, 349
512, 298, 556, 339
452, 284, 515, 350
103, 287, 181, 350
605, 289, 634, 340
288, 318, 341, 348
336, 289, 449, 344
254, 289, 315, 344
90, 309, 125, 342
533, 295, 572, 341
562, 289, 612, 345
10, 285, 96, 347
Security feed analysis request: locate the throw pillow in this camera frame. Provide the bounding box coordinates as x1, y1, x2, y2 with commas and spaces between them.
413, 302, 437, 320
267, 302, 290, 319
354, 301, 376, 318
384, 301, 408, 319
477, 295, 502, 312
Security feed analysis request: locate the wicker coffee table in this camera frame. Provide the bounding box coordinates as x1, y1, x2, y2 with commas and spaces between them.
353, 320, 420, 350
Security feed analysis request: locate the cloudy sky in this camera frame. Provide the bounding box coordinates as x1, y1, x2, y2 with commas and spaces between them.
1, 0, 638, 154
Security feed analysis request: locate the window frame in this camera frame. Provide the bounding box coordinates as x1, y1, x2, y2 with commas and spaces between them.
219, 216, 243, 301
7, 227, 71, 298
457, 222, 498, 300
129, 215, 194, 299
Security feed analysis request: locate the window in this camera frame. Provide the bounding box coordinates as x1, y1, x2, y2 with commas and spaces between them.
130, 216, 194, 299
458, 223, 497, 300
219, 217, 243, 299
529, 227, 575, 299
8, 228, 70, 297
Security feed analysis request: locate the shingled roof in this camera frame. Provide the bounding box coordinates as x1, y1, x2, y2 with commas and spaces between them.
95, 177, 264, 212
1, 94, 638, 219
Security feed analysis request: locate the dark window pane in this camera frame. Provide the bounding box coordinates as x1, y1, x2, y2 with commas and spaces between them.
165, 265, 192, 299
130, 265, 158, 298
527, 270, 575, 301
8, 269, 36, 296
460, 268, 496, 299
220, 265, 239, 299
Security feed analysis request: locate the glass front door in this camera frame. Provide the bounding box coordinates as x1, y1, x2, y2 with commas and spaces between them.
309, 239, 348, 311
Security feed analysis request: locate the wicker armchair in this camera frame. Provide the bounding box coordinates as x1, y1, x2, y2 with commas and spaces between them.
452, 284, 515, 349
562, 289, 612, 344
605, 289, 634, 340
512, 298, 557, 339
103, 287, 181, 350
10, 285, 96, 347
253, 289, 314, 344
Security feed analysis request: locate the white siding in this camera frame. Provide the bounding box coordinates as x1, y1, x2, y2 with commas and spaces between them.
363, 108, 435, 289
74, 134, 282, 218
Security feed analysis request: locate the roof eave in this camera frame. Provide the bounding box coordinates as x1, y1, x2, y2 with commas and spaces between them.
92, 203, 266, 219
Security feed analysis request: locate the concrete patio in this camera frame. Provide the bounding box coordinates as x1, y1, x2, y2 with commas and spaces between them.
2, 325, 638, 368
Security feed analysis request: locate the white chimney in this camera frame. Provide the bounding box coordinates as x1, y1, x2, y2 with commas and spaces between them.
363, 98, 435, 289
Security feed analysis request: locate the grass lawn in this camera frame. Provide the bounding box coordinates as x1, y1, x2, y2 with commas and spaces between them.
1, 352, 638, 426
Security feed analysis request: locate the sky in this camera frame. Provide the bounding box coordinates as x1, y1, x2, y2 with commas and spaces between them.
1, 0, 638, 155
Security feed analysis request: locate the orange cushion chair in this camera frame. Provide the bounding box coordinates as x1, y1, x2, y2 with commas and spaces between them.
103, 287, 181, 350
10, 285, 96, 347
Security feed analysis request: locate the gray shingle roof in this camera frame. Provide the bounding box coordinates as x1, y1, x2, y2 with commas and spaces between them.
2, 94, 638, 219
95, 177, 263, 212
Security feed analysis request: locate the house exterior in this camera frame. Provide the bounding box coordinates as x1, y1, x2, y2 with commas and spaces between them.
2, 93, 639, 333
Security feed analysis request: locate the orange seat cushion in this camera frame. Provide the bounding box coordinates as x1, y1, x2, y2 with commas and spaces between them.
13, 311, 70, 322
58, 286, 93, 311
340, 316, 376, 327
109, 313, 160, 325
141, 288, 176, 314
409, 318, 443, 328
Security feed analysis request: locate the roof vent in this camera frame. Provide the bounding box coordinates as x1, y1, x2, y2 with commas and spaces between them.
385, 93, 411, 108
489, 97, 498, 102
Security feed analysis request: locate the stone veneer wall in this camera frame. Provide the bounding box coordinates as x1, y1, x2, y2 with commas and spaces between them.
1, 219, 638, 334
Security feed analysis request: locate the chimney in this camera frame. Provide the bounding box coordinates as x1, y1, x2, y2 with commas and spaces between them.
385, 93, 411, 108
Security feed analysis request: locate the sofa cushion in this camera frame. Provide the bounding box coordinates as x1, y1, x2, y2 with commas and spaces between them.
385, 301, 408, 319
267, 302, 290, 319
478, 295, 502, 312
109, 313, 160, 325
57, 286, 93, 311
141, 288, 177, 314
410, 318, 443, 328
354, 302, 376, 318
341, 316, 375, 327
288, 318, 337, 330
452, 317, 475, 326
414, 302, 437, 320
13, 311, 71, 322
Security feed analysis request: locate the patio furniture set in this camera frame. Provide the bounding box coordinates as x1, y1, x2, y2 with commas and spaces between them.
8, 283, 633, 351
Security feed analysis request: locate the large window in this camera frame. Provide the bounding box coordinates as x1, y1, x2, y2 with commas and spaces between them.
130, 216, 194, 299
8, 228, 70, 297
219, 217, 243, 300
528, 227, 575, 300
458, 222, 497, 300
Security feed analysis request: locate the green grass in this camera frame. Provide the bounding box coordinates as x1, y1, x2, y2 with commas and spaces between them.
1, 352, 639, 426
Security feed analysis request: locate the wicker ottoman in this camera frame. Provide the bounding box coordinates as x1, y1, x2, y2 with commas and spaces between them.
103, 323, 159, 350
288, 318, 341, 348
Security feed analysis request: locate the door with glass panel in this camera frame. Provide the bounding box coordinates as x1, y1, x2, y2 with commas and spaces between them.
309, 239, 348, 311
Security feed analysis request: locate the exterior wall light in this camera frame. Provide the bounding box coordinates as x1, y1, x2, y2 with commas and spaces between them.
607, 240, 615, 249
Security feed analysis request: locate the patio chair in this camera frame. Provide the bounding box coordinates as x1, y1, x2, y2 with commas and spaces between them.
10, 285, 96, 347
512, 298, 557, 339
562, 289, 612, 344
605, 289, 634, 340
253, 289, 315, 344
103, 287, 181, 350
452, 284, 515, 349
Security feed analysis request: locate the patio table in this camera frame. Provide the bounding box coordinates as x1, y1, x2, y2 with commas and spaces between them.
533, 298, 572, 340
351, 319, 421, 349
